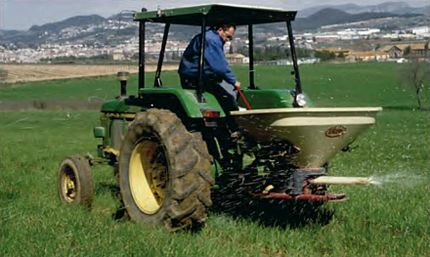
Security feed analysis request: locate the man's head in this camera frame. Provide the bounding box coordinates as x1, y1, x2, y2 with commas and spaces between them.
216, 24, 236, 42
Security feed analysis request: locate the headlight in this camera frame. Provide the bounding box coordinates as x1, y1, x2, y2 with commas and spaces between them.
296, 93, 307, 107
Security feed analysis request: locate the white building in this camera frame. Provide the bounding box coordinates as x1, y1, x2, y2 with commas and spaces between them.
411, 26, 430, 38
412, 26, 430, 35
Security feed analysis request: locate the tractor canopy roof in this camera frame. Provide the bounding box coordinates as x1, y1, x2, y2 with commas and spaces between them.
133, 4, 297, 26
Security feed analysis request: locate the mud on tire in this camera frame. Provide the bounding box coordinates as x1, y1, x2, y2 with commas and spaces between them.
119, 109, 213, 230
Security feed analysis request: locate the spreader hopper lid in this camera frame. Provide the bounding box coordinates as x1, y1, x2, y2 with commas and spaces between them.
231, 107, 383, 117
271, 116, 376, 127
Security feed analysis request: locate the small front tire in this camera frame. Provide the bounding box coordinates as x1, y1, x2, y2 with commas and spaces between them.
57, 155, 94, 208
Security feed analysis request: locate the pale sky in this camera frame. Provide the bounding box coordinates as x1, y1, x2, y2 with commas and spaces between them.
1, 0, 428, 30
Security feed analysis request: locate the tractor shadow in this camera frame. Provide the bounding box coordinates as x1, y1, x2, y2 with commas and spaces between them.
96, 182, 206, 233
96, 182, 334, 230
211, 191, 334, 229
96, 182, 129, 221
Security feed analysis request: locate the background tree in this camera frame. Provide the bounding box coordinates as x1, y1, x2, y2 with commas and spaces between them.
315, 50, 336, 61
400, 58, 430, 110
425, 41, 429, 59
403, 46, 411, 57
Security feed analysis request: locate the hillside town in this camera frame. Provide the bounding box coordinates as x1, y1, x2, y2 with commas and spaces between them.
0, 16, 429, 64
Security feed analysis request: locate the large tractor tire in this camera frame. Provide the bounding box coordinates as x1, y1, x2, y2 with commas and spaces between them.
57, 155, 94, 208
119, 109, 213, 230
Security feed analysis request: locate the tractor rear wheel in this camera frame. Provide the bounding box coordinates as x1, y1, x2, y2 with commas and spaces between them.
57, 155, 94, 208
119, 109, 212, 230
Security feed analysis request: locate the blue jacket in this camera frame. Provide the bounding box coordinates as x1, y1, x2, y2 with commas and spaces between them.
178, 29, 236, 86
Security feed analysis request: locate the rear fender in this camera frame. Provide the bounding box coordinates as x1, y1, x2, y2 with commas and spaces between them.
97, 88, 226, 154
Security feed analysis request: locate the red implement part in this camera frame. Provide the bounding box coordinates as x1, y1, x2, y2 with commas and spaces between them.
255, 192, 348, 202
237, 89, 252, 110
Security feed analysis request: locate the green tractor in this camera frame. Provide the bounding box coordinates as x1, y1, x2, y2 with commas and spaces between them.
57, 4, 382, 230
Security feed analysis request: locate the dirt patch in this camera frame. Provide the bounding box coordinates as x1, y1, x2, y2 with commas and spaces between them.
0, 64, 178, 84
0, 99, 104, 111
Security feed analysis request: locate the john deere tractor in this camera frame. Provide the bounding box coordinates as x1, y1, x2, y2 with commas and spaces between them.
57, 4, 381, 230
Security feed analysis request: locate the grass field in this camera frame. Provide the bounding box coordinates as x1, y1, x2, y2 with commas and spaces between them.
0, 62, 427, 109
0, 62, 429, 256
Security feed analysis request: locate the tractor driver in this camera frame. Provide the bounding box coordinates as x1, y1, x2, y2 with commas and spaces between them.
178, 24, 241, 132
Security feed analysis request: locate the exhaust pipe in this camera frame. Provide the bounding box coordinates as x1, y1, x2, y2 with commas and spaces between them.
117, 71, 129, 96
309, 176, 381, 186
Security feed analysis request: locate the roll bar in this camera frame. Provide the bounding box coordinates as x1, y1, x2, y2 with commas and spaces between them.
137, 8, 303, 101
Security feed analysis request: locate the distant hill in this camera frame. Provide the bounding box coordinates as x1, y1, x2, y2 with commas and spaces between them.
109, 11, 135, 22
293, 8, 419, 31
299, 1, 430, 17
0, 4, 427, 48
297, 8, 356, 28
0, 14, 127, 47
299, 4, 360, 18
29, 15, 106, 33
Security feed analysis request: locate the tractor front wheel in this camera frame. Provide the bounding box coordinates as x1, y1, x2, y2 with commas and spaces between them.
57, 155, 94, 208
119, 109, 212, 230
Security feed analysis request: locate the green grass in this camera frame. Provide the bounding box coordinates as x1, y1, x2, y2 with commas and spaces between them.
1, 62, 429, 256
1, 62, 428, 109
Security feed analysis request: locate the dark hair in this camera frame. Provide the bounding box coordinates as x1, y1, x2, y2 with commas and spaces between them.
216, 23, 236, 31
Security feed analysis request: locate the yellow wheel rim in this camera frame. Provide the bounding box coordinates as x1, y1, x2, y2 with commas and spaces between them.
61, 165, 78, 203
129, 140, 168, 214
